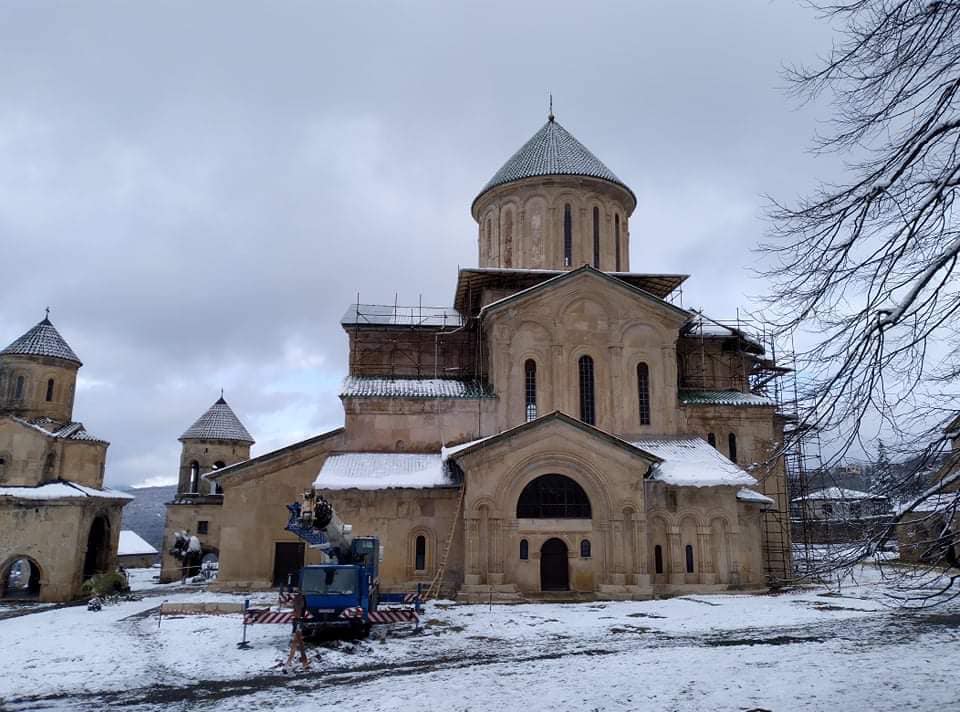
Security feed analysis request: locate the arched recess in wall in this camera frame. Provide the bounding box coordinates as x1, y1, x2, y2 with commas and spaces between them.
592, 205, 601, 268
409, 528, 436, 575
1, 556, 42, 600
679, 516, 699, 582
614, 213, 621, 271
83, 515, 111, 580
502, 207, 514, 268
637, 362, 651, 426
578, 355, 596, 426
0, 452, 9, 481
43, 452, 56, 480
710, 516, 731, 584
728, 433, 738, 463
563, 203, 573, 266
648, 516, 670, 579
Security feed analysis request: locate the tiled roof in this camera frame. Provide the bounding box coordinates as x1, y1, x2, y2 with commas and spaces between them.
11, 416, 109, 445
341, 376, 493, 399
179, 397, 254, 444
1, 318, 82, 366
314, 452, 453, 490
679, 390, 776, 407
631, 436, 757, 488
476, 118, 634, 204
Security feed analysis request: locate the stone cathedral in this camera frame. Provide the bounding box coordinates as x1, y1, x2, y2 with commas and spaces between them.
170, 112, 791, 600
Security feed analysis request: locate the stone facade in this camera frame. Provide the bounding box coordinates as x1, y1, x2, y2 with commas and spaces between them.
0, 317, 130, 602
205, 114, 791, 599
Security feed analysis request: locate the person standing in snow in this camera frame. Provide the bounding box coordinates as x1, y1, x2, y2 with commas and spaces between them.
284, 593, 310, 672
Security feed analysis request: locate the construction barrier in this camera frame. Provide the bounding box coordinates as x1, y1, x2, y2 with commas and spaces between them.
243, 607, 417, 625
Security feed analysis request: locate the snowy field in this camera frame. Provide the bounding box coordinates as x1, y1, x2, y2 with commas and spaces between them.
2, 565, 960, 711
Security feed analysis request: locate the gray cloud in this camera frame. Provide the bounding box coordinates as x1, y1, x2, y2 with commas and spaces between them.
1, 1, 837, 486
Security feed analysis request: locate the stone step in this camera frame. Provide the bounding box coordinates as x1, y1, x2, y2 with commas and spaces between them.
455, 591, 526, 604
458, 583, 520, 594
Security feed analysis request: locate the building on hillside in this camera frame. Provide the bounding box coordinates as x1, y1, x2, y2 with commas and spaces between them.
159, 396, 253, 582
118, 530, 159, 569
0, 315, 132, 601
791, 487, 892, 522
205, 112, 793, 600
897, 416, 960, 564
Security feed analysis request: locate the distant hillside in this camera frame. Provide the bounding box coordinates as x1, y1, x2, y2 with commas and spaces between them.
119, 485, 175, 551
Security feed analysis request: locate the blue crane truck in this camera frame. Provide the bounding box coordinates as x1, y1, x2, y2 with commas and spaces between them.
284, 491, 421, 638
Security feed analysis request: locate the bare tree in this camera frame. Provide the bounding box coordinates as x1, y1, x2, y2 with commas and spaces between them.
764, 0, 960, 601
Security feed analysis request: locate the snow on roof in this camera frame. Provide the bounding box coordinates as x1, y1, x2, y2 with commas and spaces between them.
1, 317, 82, 365
0, 481, 134, 501
314, 452, 454, 491
341, 376, 493, 399
441, 436, 493, 461
8, 416, 109, 444
118, 530, 158, 556
632, 437, 757, 487
679, 390, 776, 407
737, 488, 775, 506
681, 313, 763, 350
896, 490, 960, 514
798, 487, 886, 502
180, 397, 254, 444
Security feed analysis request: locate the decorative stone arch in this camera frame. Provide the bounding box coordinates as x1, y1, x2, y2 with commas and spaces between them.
1, 555, 44, 599
500, 201, 519, 268
677, 514, 702, 581
647, 513, 672, 580
495, 450, 615, 525
707, 514, 734, 584
407, 526, 437, 576
556, 293, 614, 330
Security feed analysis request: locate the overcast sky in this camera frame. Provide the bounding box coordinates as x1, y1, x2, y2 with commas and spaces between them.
0, 1, 840, 488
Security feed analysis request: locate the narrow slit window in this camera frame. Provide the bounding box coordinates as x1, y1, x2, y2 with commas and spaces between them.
578, 355, 595, 425
728, 433, 738, 463
654, 545, 664, 574
45, 379, 54, 402
592, 206, 600, 268
520, 539, 529, 560
707, 433, 716, 448
415, 535, 426, 571
614, 214, 621, 271
14, 376, 24, 400
189, 462, 200, 493
580, 539, 591, 558
524, 359, 537, 422
563, 203, 572, 267
685, 544, 695, 573
637, 363, 651, 426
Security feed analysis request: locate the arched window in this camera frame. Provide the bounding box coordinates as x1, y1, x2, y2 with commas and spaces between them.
707, 433, 717, 448
563, 203, 572, 266
45, 379, 54, 402
517, 474, 592, 518
592, 206, 600, 268
189, 461, 200, 493
14, 376, 24, 400
637, 362, 651, 426
580, 539, 591, 558
578, 355, 595, 425
614, 214, 621, 271
685, 544, 695, 573
654, 545, 664, 574
520, 539, 529, 560
524, 359, 537, 422
728, 433, 738, 463
485, 218, 492, 261
415, 535, 426, 571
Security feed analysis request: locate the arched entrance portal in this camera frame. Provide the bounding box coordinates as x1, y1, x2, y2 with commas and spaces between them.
540, 538, 569, 591
83, 516, 110, 580
2, 557, 41, 599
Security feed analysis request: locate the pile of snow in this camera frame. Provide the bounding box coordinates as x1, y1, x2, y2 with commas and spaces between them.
801, 487, 886, 501
314, 452, 452, 490
633, 437, 756, 487
736, 488, 775, 506
118, 530, 158, 556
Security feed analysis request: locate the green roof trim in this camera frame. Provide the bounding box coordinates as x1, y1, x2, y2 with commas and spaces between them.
679, 390, 776, 407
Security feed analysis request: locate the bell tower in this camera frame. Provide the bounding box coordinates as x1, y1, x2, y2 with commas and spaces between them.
176, 394, 254, 496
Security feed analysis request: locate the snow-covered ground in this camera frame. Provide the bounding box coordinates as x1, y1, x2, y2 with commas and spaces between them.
3, 565, 959, 711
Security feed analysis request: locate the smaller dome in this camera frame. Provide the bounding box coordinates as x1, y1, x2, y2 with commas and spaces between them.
1, 317, 82, 366
179, 396, 255, 444
474, 117, 635, 210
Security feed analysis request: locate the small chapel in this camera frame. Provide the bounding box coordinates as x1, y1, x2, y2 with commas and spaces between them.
189, 112, 792, 599
0, 315, 131, 601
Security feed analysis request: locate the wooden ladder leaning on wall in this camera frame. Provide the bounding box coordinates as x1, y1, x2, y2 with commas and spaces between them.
424, 481, 466, 601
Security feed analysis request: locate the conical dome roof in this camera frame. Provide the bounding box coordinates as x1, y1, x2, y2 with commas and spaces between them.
179, 396, 255, 444
1, 317, 82, 366
475, 116, 634, 208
